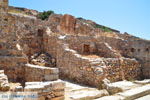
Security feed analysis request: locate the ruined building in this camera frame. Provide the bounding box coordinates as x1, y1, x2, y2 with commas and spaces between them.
0, 0, 150, 100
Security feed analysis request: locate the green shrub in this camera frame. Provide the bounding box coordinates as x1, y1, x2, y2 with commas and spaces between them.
37, 10, 54, 20
94, 24, 112, 32
77, 17, 84, 20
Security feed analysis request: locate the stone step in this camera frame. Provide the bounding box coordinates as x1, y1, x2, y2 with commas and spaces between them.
134, 79, 150, 85
24, 79, 65, 92
0, 70, 4, 74
64, 81, 109, 100
104, 80, 141, 94
94, 95, 124, 100
135, 95, 150, 100
118, 84, 150, 100
25, 64, 59, 82
68, 89, 109, 100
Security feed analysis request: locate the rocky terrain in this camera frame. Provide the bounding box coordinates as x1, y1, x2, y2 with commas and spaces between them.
0, 0, 150, 100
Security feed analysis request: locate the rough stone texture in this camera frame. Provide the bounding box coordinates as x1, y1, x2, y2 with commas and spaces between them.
24, 80, 65, 100
0, 0, 8, 13
0, 1, 150, 100
59, 14, 76, 34
102, 79, 140, 95
120, 37, 150, 79
65, 81, 109, 100
0, 56, 27, 83
30, 53, 56, 67
0, 70, 10, 91
118, 84, 150, 100
56, 40, 141, 87
25, 64, 59, 82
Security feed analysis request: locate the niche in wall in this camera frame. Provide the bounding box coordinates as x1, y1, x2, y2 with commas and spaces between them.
131, 48, 135, 52
37, 29, 44, 36
145, 48, 149, 52
83, 44, 90, 54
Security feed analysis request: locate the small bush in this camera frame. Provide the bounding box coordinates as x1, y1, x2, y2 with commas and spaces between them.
94, 24, 112, 32
77, 17, 84, 20
37, 10, 54, 20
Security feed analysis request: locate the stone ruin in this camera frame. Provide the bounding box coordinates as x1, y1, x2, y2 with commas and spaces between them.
0, 0, 150, 100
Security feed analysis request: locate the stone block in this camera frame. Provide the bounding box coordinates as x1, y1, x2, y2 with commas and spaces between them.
44, 74, 59, 81
51, 96, 64, 100
51, 80, 65, 90
53, 90, 64, 97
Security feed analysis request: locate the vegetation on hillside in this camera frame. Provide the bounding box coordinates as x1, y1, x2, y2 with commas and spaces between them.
37, 10, 54, 20
94, 24, 112, 32
77, 17, 112, 32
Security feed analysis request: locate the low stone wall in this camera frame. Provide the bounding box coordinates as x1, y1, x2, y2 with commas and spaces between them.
24, 80, 65, 100
0, 70, 65, 100
25, 64, 59, 82
0, 56, 27, 83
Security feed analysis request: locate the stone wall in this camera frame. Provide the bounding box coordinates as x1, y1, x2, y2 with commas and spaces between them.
0, 2, 149, 93
24, 80, 65, 100
0, 13, 45, 83
0, 13, 43, 57
0, 0, 8, 13
102, 58, 141, 82
51, 35, 125, 57
121, 38, 150, 78
0, 70, 65, 100
25, 64, 59, 82
56, 41, 141, 87
0, 56, 27, 83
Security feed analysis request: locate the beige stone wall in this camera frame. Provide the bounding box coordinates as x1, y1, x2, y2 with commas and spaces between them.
25, 64, 59, 82
121, 38, 150, 78
0, 12, 44, 83
0, 56, 27, 83
102, 58, 141, 82
0, 5, 148, 92
24, 80, 65, 100
0, 0, 8, 13
56, 41, 141, 87
0, 13, 43, 57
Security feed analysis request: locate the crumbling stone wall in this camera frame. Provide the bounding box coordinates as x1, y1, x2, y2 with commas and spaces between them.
121, 38, 150, 78
56, 40, 141, 87
0, 12, 45, 83
54, 35, 125, 57
0, 0, 8, 13
0, 1, 148, 91
102, 58, 141, 82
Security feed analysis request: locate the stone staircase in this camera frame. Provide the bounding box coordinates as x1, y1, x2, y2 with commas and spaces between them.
95, 80, 150, 100
63, 80, 150, 100
118, 84, 150, 100
64, 81, 109, 100
23, 64, 65, 100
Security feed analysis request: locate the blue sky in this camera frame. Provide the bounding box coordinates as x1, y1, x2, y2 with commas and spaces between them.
10, 0, 150, 40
